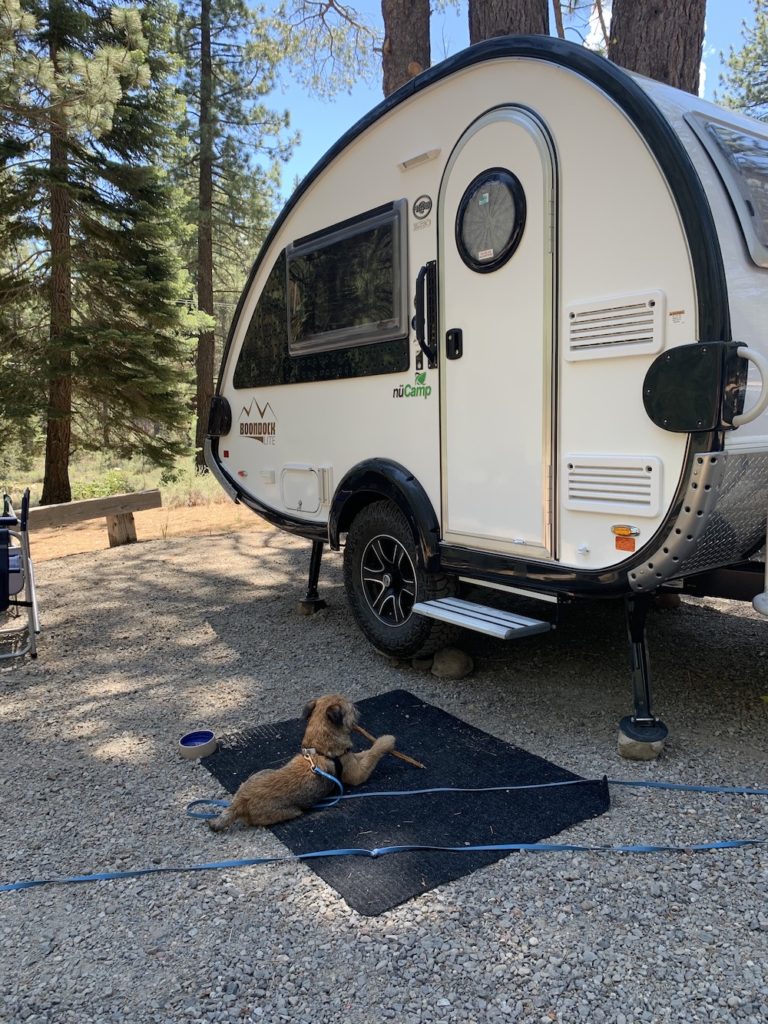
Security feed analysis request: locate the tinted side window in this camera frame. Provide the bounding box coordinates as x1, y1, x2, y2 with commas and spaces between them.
233, 253, 288, 390
686, 113, 768, 267
706, 122, 768, 246
288, 202, 407, 354
232, 251, 409, 389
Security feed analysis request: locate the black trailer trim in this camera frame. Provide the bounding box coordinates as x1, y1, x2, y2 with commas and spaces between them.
441, 544, 641, 598
329, 459, 441, 572
204, 438, 327, 543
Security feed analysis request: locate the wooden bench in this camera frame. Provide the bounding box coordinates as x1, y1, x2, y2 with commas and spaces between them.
28, 489, 163, 547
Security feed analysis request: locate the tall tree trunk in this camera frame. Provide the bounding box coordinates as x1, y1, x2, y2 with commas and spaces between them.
468, 0, 549, 45
195, 0, 215, 470
42, 32, 72, 505
381, 0, 430, 97
552, 0, 565, 40
608, 0, 706, 95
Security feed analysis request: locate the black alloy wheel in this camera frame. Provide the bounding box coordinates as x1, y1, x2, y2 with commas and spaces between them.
360, 533, 417, 626
343, 499, 456, 658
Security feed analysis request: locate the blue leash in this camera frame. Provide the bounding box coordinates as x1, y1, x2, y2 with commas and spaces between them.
314, 777, 768, 805
3, 775, 767, 894
3, 837, 766, 893
187, 765, 345, 819
188, 777, 768, 820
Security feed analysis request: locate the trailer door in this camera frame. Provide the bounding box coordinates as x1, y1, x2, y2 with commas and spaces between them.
439, 106, 556, 558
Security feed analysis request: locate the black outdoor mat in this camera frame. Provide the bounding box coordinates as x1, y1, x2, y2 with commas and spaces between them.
201, 689, 609, 916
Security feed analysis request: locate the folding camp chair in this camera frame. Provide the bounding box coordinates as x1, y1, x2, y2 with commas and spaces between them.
1, 489, 40, 660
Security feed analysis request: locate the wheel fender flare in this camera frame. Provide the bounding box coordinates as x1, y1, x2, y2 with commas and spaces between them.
328, 459, 441, 572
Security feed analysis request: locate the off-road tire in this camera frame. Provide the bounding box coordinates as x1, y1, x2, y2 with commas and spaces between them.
343, 499, 456, 658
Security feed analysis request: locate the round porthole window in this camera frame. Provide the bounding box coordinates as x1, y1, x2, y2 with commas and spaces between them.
455, 168, 526, 273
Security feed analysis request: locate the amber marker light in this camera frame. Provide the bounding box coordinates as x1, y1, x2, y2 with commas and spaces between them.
611, 525, 640, 537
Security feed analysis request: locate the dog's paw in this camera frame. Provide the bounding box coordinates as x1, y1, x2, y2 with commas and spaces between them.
376, 734, 396, 753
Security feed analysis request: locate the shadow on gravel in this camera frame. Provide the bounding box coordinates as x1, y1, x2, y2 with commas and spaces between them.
3, 534, 766, 792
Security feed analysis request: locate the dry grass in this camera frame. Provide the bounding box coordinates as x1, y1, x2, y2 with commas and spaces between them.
31, 500, 269, 561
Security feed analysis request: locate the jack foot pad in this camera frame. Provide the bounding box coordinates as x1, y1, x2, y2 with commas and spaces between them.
618, 715, 668, 761
297, 598, 327, 616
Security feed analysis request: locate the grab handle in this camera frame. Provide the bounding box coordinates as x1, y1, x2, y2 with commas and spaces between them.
732, 345, 768, 427
412, 262, 437, 367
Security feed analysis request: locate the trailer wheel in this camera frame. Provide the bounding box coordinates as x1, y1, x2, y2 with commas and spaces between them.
343, 500, 455, 658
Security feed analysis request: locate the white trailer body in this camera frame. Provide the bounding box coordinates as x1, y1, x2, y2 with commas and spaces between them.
206, 38, 768, 747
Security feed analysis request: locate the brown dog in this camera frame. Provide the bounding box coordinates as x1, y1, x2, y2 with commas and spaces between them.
208, 695, 395, 831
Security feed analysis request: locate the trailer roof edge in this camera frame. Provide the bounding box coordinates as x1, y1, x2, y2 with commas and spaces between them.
216, 35, 730, 388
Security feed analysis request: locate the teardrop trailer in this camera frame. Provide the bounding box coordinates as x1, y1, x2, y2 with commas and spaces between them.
205, 36, 768, 755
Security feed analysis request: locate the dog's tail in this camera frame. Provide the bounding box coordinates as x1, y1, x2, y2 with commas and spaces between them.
207, 805, 237, 832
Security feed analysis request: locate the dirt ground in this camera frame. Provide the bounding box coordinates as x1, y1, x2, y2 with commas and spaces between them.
30, 499, 269, 561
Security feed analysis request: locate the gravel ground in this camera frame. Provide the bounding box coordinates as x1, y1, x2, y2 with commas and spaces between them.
1, 527, 767, 1024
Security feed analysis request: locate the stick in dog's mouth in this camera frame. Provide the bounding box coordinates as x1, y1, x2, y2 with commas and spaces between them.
353, 723, 425, 769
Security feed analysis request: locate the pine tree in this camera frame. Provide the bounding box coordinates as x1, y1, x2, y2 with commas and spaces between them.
280, 1, 377, 97
468, 0, 549, 45
719, 0, 768, 119
608, 0, 706, 95
1, 1, 197, 503
382, 0, 430, 96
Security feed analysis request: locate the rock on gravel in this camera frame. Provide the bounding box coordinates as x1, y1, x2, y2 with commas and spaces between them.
1, 529, 767, 1024
430, 647, 474, 680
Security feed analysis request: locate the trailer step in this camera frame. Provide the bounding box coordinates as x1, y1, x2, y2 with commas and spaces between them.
412, 597, 552, 640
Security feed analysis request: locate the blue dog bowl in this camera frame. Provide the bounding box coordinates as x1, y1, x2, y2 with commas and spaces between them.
179, 729, 218, 759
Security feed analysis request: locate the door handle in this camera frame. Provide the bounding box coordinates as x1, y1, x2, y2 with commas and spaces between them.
446, 328, 463, 360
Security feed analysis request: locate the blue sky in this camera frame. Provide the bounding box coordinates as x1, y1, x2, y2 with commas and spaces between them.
269, 0, 756, 197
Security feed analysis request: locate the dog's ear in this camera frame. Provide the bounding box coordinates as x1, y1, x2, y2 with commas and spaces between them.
302, 699, 317, 720
325, 704, 344, 728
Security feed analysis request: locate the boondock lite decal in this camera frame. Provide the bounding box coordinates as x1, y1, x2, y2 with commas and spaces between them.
239, 398, 277, 444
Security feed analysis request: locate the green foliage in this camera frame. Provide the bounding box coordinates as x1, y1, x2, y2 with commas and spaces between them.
159, 459, 227, 506
1, 1, 199, 484
174, 0, 294, 356
71, 468, 136, 499
0, 0, 393, 489
1, 0, 149, 141
718, 0, 768, 119
279, 0, 378, 96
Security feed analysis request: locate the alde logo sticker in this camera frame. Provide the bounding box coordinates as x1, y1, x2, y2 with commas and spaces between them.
239, 398, 277, 444
413, 195, 432, 220
393, 371, 432, 399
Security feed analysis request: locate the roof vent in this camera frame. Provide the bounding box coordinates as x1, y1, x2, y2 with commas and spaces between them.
566, 291, 665, 361
564, 456, 662, 517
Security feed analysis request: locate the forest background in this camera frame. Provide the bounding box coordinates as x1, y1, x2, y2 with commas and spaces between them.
1, 0, 767, 509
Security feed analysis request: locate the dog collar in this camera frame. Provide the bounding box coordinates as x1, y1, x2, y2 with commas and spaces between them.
302, 747, 344, 780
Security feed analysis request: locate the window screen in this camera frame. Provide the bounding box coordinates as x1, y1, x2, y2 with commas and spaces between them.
232, 250, 409, 389
287, 201, 407, 354
687, 113, 768, 267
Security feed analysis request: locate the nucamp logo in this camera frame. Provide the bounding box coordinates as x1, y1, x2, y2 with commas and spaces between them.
393, 371, 432, 400
239, 398, 277, 444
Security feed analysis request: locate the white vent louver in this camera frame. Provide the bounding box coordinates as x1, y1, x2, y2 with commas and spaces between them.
566, 291, 665, 361
564, 456, 662, 517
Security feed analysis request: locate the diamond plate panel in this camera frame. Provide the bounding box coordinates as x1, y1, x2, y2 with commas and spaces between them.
629, 450, 768, 592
